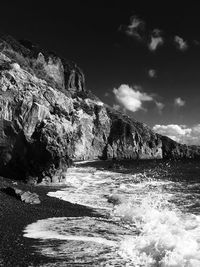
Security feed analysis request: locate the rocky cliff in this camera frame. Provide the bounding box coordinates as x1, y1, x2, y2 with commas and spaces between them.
0, 36, 199, 182
0, 35, 85, 92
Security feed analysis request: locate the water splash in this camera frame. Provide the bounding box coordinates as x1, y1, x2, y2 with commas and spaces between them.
115, 193, 200, 266
24, 165, 200, 266
24, 217, 132, 266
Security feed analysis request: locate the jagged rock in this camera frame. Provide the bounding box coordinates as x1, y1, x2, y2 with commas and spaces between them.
103, 108, 162, 160
3, 187, 41, 204
63, 60, 85, 92
0, 36, 199, 183
35, 52, 65, 89
161, 136, 200, 159
0, 35, 85, 92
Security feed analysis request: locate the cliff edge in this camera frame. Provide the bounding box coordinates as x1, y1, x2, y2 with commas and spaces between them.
0, 36, 199, 182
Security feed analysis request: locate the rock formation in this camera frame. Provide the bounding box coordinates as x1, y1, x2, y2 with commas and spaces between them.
160, 136, 200, 159
0, 35, 199, 182
0, 35, 85, 92
3, 187, 40, 204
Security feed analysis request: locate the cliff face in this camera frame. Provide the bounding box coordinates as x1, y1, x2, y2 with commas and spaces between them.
0, 35, 85, 92
0, 36, 199, 182
161, 136, 200, 159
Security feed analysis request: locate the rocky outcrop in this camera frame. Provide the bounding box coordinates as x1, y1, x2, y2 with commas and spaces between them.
103, 108, 162, 159
0, 35, 85, 92
161, 136, 200, 159
35, 52, 65, 89
3, 187, 40, 204
0, 36, 199, 183
63, 60, 85, 92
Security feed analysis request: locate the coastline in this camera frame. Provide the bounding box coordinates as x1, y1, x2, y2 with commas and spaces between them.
0, 176, 96, 267
0, 158, 200, 266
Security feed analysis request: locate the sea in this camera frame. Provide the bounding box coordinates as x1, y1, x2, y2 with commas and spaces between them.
23, 159, 200, 266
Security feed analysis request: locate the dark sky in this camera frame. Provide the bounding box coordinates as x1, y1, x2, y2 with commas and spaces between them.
1, 1, 200, 141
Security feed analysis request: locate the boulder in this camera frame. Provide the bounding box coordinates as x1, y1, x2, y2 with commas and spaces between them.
3, 187, 41, 204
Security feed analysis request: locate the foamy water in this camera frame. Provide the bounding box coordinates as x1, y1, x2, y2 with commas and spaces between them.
24, 163, 200, 266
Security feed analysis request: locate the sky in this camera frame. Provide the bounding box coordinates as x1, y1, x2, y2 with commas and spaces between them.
1, 1, 200, 145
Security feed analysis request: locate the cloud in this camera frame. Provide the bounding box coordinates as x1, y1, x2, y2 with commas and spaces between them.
153, 124, 191, 140
148, 29, 164, 51
113, 84, 153, 112
113, 104, 121, 111
174, 97, 185, 107
153, 124, 200, 145
120, 15, 145, 41
155, 101, 165, 113
120, 16, 194, 52
174, 36, 188, 51
148, 69, 157, 78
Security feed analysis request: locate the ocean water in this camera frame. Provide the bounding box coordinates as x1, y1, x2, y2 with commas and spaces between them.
24, 160, 200, 266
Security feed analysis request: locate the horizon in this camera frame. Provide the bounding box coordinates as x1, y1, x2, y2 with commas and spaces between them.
1, 1, 200, 145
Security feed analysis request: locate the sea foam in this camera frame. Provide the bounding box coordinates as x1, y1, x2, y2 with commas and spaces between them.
24, 166, 200, 266
115, 194, 200, 266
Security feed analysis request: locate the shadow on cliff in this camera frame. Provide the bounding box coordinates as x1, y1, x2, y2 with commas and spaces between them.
0, 130, 72, 182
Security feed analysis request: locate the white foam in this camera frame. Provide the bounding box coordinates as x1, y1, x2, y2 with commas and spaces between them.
25, 166, 200, 266
116, 194, 200, 266
47, 190, 113, 210
24, 217, 118, 246
47, 166, 122, 210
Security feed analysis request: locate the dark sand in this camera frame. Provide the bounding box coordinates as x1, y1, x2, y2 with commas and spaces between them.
0, 177, 96, 267
0, 159, 199, 266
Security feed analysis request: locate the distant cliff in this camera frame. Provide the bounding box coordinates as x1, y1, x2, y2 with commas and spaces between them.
0, 36, 199, 182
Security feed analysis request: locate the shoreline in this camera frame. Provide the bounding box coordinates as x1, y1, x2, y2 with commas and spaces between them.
0, 176, 98, 267
0, 158, 200, 266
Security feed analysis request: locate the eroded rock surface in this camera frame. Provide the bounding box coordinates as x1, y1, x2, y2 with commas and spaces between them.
0, 36, 199, 183
3, 187, 40, 204
0, 35, 85, 92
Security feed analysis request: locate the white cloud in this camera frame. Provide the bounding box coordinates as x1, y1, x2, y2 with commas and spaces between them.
153, 124, 200, 145
174, 36, 188, 51
121, 15, 145, 41
121, 16, 194, 52
174, 97, 185, 107
148, 69, 156, 78
148, 29, 164, 51
113, 84, 153, 112
153, 124, 191, 140
155, 101, 165, 113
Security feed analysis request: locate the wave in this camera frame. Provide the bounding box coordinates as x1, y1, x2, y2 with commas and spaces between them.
115, 193, 200, 266
24, 166, 200, 266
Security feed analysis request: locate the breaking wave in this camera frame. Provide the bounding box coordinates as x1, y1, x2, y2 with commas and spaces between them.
24, 164, 200, 266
